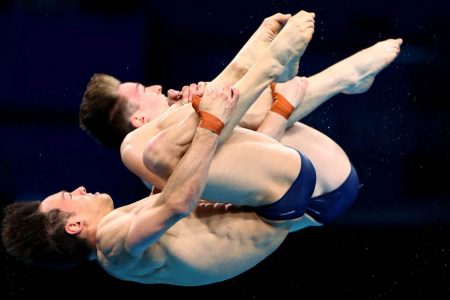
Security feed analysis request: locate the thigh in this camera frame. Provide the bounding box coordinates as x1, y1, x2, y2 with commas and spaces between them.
280, 122, 351, 196
203, 128, 301, 207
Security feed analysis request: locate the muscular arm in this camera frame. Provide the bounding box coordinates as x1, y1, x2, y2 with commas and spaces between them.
144, 108, 291, 187
142, 114, 197, 188
124, 127, 219, 256
143, 83, 298, 187
124, 86, 238, 256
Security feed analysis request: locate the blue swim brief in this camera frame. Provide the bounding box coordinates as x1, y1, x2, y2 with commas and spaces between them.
253, 151, 316, 220
305, 164, 359, 224
253, 150, 360, 224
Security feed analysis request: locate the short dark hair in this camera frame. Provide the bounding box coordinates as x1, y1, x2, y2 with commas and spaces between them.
1, 201, 92, 269
80, 73, 138, 149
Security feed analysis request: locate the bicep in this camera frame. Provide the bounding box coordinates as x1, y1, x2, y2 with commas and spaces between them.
121, 136, 167, 190
142, 116, 198, 183
142, 130, 185, 181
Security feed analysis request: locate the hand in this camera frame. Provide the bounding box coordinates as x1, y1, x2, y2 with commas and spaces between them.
199, 84, 239, 125
179, 82, 207, 104
167, 89, 181, 106
166, 82, 207, 106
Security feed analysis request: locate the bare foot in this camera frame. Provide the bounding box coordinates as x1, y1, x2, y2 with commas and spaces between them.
341, 38, 403, 94
231, 13, 292, 73
268, 10, 315, 82
272, 76, 309, 108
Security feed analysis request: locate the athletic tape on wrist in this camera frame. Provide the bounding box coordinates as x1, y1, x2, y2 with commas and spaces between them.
192, 95, 224, 135
269, 83, 294, 119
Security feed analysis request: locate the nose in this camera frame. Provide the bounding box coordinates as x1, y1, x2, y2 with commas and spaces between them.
72, 186, 87, 195
148, 85, 162, 94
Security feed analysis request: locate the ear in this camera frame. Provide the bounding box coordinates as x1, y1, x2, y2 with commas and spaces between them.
129, 111, 145, 128
64, 219, 85, 235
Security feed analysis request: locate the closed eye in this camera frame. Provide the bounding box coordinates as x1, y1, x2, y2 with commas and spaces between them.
61, 190, 73, 199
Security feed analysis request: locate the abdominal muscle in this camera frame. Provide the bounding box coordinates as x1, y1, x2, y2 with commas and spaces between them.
100, 202, 288, 286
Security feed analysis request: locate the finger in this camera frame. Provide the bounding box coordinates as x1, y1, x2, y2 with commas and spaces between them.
189, 83, 198, 102
167, 89, 181, 99
197, 81, 206, 96
181, 85, 190, 103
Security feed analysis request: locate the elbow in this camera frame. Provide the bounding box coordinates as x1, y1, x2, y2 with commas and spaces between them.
165, 187, 200, 217
174, 207, 191, 219
143, 140, 174, 179
143, 142, 158, 172
166, 199, 194, 219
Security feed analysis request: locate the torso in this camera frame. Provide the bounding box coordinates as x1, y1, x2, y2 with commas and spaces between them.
96, 198, 288, 286
106, 89, 349, 284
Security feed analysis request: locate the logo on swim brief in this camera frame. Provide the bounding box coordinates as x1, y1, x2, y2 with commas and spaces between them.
280, 210, 296, 216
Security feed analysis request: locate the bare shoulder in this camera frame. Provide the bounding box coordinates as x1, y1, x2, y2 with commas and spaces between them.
121, 121, 160, 159
96, 198, 151, 262
96, 199, 166, 276
96, 209, 134, 264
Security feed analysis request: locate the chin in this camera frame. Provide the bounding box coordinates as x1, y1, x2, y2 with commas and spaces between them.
100, 193, 115, 210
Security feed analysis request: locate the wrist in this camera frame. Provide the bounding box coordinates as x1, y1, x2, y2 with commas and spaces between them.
192, 95, 225, 135
195, 127, 221, 145
198, 112, 224, 135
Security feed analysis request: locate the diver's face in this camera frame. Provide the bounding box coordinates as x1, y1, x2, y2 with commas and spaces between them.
118, 82, 169, 126
39, 186, 114, 219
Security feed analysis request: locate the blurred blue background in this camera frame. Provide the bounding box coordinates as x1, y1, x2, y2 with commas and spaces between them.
1, 0, 449, 298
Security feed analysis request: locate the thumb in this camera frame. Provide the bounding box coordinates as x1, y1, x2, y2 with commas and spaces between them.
167, 89, 180, 99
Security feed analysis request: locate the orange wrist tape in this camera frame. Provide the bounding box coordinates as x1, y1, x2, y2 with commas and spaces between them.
269, 83, 294, 120
198, 111, 224, 135
191, 95, 224, 135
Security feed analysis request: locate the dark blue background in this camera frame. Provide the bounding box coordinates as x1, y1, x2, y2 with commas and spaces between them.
1, 0, 449, 298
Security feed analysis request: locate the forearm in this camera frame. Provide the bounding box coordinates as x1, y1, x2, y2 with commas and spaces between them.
155, 127, 219, 214
123, 127, 219, 256
144, 115, 197, 182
